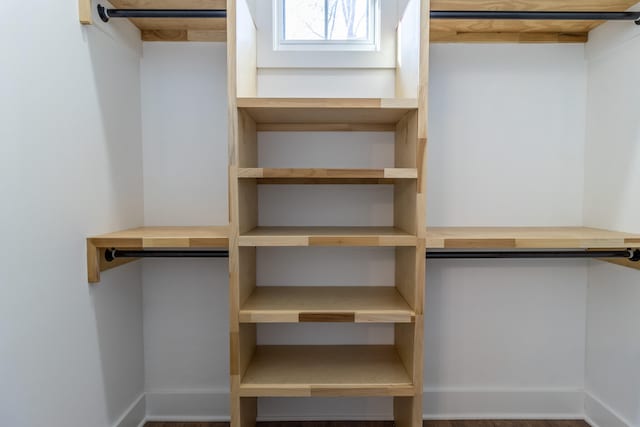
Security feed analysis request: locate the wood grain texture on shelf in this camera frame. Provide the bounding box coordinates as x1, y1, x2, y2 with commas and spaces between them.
239, 227, 417, 247
430, 0, 640, 43
240, 286, 415, 323
426, 227, 640, 249
88, 226, 229, 248
237, 98, 418, 126
239, 345, 414, 397
237, 168, 417, 184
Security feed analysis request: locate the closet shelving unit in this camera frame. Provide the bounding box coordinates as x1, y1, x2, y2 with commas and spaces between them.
226, 0, 428, 425
82, 0, 640, 426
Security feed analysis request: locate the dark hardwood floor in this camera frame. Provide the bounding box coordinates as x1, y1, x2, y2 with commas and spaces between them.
145, 421, 590, 427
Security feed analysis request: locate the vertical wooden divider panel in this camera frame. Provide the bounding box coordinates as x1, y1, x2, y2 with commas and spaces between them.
229, 1, 258, 426
394, 1, 429, 426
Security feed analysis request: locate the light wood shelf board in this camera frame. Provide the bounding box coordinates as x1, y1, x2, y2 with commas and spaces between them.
237, 168, 417, 184
431, 31, 588, 43
106, 0, 226, 41
240, 286, 415, 323
86, 226, 229, 283
430, 0, 640, 43
240, 345, 414, 397
239, 227, 417, 247
141, 29, 226, 41
426, 227, 640, 249
88, 226, 229, 248
256, 123, 397, 132
237, 98, 418, 127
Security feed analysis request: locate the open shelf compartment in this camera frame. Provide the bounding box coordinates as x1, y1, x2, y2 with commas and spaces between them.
237, 98, 418, 131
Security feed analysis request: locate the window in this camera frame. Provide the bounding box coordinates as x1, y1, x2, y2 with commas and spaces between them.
275, 0, 379, 51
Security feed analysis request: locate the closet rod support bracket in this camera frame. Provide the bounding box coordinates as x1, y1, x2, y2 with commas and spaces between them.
97, 4, 109, 22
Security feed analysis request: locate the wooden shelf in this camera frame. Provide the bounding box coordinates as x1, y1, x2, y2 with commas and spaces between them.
240, 286, 415, 323
88, 226, 229, 248
431, 0, 640, 44
82, 1, 639, 44
237, 98, 417, 131
427, 227, 640, 249
109, 0, 226, 42
86, 226, 228, 283
240, 345, 414, 397
239, 227, 417, 247
237, 168, 418, 184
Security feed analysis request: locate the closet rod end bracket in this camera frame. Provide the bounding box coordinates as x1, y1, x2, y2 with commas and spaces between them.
104, 248, 116, 262
97, 4, 110, 22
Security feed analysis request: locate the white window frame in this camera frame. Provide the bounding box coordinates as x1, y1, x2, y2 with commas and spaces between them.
275, 0, 381, 52
255, 0, 397, 69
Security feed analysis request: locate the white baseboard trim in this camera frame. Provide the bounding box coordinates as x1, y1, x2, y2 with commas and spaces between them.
143, 388, 586, 421
584, 392, 631, 427
423, 388, 584, 420
113, 393, 146, 427
146, 389, 230, 421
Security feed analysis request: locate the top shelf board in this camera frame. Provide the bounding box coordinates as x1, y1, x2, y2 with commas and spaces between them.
238, 98, 417, 130
430, 0, 640, 43
107, 0, 227, 42
88, 226, 229, 249
96, 0, 639, 43
86, 226, 229, 283
427, 227, 640, 249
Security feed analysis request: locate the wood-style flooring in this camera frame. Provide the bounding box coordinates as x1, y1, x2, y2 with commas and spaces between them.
145, 421, 590, 427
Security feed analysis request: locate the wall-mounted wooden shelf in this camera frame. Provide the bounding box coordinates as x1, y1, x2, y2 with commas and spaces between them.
427, 227, 640, 249
431, 0, 640, 43
87, 226, 640, 283
81, 0, 639, 44
237, 168, 418, 184
239, 286, 415, 324
237, 98, 417, 131
239, 345, 415, 397
106, 0, 226, 42
86, 226, 228, 283
238, 226, 417, 247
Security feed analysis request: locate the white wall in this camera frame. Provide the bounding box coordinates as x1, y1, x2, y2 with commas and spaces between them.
583, 18, 640, 427
425, 44, 588, 418
0, 2, 145, 427
139, 42, 591, 420
139, 43, 231, 420
428, 44, 587, 226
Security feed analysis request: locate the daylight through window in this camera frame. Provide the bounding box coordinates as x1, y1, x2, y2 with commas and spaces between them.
280, 0, 378, 47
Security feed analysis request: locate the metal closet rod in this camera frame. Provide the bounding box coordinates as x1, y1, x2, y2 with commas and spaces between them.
105, 248, 640, 262
97, 5, 226, 22
96, 5, 640, 24
432, 11, 640, 23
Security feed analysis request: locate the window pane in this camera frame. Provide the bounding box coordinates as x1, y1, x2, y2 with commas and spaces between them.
283, 0, 326, 41
327, 0, 370, 41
